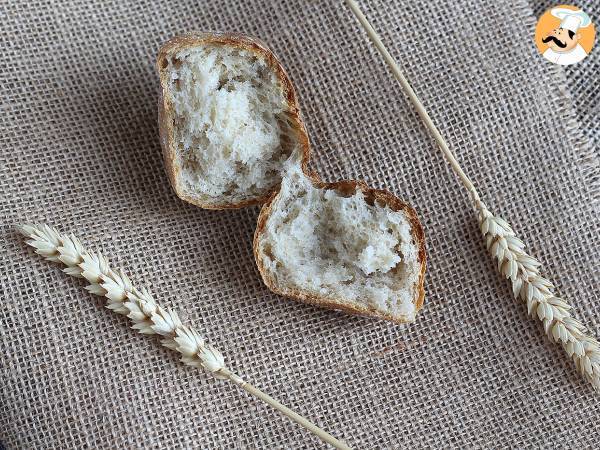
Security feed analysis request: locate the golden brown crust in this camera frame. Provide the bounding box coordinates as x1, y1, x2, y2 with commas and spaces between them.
253, 177, 427, 324
156, 32, 311, 210
158, 33, 426, 322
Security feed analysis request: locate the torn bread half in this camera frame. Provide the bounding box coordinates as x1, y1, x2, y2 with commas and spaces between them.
157, 32, 310, 209
254, 168, 426, 323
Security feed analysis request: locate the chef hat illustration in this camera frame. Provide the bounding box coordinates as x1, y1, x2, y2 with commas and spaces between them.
551, 8, 592, 33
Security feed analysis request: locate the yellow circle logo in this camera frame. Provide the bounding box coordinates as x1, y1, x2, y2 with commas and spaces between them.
535, 5, 595, 65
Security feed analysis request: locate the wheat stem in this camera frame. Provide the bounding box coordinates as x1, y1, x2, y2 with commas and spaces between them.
345, 0, 600, 390
19, 223, 352, 449
219, 367, 350, 447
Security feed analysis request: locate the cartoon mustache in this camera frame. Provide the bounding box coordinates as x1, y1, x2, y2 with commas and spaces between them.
542, 35, 567, 48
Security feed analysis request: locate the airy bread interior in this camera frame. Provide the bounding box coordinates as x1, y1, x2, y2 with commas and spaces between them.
164, 44, 299, 205
256, 168, 421, 321
158, 34, 426, 322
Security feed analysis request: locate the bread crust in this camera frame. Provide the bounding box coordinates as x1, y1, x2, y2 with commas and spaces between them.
253, 175, 427, 324
156, 32, 311, 210
158, 33, 426, 322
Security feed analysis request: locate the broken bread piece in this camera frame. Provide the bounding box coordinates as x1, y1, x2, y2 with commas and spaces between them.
254, 169, 426, 323
157, 32, 310, 209
157, 33, 427, 322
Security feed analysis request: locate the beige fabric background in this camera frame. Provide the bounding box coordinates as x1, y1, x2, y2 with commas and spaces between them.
1, 0, 598, 448
532, 0, 599, 199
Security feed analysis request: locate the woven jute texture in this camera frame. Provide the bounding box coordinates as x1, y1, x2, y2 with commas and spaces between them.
1, 0, 599, 448
531, 1, 599, 201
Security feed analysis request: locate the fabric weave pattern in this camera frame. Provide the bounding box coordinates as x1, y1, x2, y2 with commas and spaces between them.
1, 0, 598, 448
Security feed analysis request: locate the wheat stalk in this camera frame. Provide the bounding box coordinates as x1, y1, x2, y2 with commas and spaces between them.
19, 223, 352, 450
345, 0, 600, 390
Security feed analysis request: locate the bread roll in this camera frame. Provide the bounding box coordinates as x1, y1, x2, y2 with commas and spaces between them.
157, 32, 310, 209
157, 33, 426, 322
254, 167, 426, 323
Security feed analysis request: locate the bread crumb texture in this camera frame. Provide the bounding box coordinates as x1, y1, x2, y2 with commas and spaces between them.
166, 44, 297, 203
258, 169, 420, 321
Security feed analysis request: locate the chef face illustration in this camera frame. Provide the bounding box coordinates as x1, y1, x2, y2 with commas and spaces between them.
542, 27, 580, 53
535, 7, 594, 65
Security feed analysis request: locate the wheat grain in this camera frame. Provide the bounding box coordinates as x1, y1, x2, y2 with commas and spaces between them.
19, 223, 352, 449
477, 202, 600, 389
20, 223, 226, 376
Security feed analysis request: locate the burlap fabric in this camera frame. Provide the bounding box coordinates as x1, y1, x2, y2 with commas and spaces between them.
531, 0, 599, 197
1, 0, 598, 448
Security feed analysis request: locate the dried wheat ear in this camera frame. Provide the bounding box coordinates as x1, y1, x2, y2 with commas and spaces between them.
345, 0, 600, 390
20, 224, 225, 374
478, 202, 600, 389
19, 223, 352, 449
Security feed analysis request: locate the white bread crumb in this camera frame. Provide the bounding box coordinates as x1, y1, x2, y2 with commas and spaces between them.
257, 168, 420, 321
166, 45, 297, 204
158, 34, 425, 323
